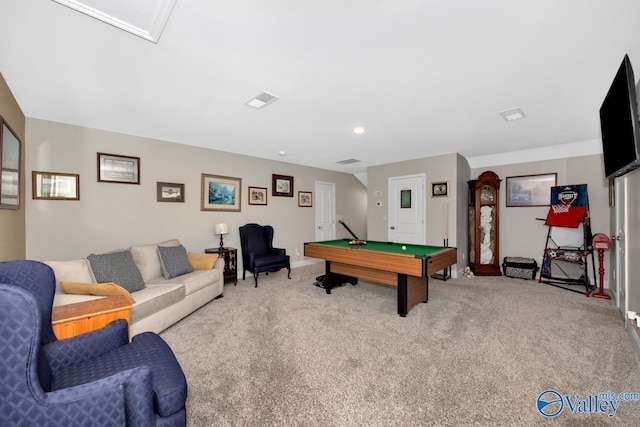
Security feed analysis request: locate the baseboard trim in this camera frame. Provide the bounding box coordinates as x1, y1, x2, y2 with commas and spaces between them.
627, 322, 640, 353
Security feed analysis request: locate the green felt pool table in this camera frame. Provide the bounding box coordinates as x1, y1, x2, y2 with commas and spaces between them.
304, 239, 457, 316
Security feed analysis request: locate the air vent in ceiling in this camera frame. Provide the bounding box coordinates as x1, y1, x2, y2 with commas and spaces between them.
244, 91, 280, 109
336, 159, 361, 165
499, 107, 526, 121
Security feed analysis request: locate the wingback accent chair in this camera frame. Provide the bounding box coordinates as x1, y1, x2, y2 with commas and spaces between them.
239, 223, 291, 287
0, 260, 188, 426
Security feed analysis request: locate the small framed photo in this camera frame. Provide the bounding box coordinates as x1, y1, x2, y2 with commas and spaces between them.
431, 181, 449, 197
32, 171, 79, 200
298, 191, 312, 207
201, 173, 242, 212
272, 174, 294, 197
157, 182, 184, 202
97, 152, 140, 184
248, 186, 268, 205
506, 173, 557, 207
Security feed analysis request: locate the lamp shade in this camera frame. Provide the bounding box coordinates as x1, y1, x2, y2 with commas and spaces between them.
215, 223, 228, 235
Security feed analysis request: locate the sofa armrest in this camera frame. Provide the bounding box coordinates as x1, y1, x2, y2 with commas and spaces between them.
44, 319, 129, 371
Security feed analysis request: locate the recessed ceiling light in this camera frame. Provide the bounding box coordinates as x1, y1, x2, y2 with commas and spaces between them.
278, 150, 286, 156
499, 108, 526, 122
353, 127, 365, 134
244, 91, 280, 109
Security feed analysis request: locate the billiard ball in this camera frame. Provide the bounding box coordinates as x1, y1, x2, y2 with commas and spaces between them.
401, 245, 407, 250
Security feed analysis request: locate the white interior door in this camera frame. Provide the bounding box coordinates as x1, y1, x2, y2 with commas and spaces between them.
388, 174, 425, 244
315, 181, 335, 241
613, 177, 627, 314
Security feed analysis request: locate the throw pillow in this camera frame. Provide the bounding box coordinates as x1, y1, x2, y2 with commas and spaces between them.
61, 281, 136, 304
87, 250, 146, 293
188, 252, 219, 270
157, 244, 194, 279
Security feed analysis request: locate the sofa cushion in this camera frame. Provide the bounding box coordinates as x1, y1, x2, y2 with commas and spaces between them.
149, 269, 219, 296
45, 259, 95, 293
129, 283, 185, 324
61, 281, 136, 304
87, 250, 146, 293
157, 245, 194, 279
188, 252, 219, 270
130, 239, 180, 282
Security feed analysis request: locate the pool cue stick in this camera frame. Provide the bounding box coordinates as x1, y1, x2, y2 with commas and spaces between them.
338, 219, 360, 241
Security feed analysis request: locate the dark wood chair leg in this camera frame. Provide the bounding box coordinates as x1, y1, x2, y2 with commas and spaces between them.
287, 267, 291, 279
253, 273, 259, 287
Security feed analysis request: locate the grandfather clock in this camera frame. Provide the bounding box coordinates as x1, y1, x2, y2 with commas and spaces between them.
468, 171, 502, 276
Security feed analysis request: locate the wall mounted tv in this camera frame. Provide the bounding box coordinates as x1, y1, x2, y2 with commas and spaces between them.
599, 54, 640, 179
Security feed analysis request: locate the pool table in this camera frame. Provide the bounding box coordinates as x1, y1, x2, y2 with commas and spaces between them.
304, 239, 457, 316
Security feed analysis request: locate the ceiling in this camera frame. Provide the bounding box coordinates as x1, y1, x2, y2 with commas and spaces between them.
1, 1, 640, 174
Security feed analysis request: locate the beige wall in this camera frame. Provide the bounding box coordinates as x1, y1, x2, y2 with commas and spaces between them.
0, 73, 26, 260
366, 153, 470, 275
25, 119, 367, 274
471, 154, 610, 284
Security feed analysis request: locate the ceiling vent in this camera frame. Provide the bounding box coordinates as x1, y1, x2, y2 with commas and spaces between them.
336, 159, 361, 165
499, 107, 526, 122
244, 91, 280, 109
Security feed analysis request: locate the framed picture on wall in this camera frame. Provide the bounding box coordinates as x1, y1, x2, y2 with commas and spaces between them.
32, 171, 80, 200
157, 182, 185, 202
248, 186, 268, 205
431, 181, 448, 197
298, 191, 312, 207
506, 173, 557, 207
201, 174, 242, 211
0, 117, 21, 209
272, 174, 294, 197
97, 152, 140, 184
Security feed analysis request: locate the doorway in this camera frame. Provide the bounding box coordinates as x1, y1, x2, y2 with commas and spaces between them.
388, 174, 425, 244
315, 181, 335, 241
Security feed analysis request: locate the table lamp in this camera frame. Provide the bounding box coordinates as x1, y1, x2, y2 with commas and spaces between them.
215, 223, 228, 250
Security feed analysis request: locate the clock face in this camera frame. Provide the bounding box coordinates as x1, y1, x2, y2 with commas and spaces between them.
480, 185, 494, 204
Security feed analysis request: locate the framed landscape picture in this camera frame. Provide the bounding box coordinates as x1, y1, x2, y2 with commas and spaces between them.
272, 174, 293, 197
97, 152, 140, 184
248, 186, 268, 205
32, 171, 79, 200
157, 182, 184, 202
201, 174, 242, 211
506, 173, 557, 207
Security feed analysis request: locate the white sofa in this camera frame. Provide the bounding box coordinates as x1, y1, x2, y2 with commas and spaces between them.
45, 239, 224, 337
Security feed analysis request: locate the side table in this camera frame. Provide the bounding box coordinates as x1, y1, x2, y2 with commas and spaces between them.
205, 247, 238, 285
52, 295, 132, 340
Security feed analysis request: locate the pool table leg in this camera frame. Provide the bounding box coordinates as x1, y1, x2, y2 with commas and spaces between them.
397, 274, 429, 317
324, 261, 333, 294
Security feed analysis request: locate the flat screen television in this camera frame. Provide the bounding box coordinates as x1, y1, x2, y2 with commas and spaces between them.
599, 54, 640, 179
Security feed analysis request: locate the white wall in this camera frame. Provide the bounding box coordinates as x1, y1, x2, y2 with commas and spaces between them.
25, 119, 368, 275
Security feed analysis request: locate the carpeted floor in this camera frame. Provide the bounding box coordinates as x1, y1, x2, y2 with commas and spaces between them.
160, 263, 640, 426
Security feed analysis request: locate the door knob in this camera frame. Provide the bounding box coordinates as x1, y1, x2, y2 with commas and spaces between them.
390, 226, 395, 230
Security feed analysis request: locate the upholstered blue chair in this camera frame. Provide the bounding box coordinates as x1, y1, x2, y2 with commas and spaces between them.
0, 260, 188, 426
239, 223, 291, 287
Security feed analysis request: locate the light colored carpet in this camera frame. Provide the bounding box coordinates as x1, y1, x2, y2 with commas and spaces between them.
160, 263, 640, 426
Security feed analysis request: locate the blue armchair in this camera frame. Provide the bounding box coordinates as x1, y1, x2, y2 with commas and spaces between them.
0, 260, 188, 426
239, 223, 291, 287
